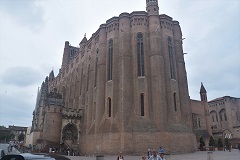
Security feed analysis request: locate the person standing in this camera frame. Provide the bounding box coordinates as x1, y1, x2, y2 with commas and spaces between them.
158, 147, 164, 155
159, 152, 166, 160
148, 149, 160, 160
117, 152, 124, 160
147, 149, 151, 159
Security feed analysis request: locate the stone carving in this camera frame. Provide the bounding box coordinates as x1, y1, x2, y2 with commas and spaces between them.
47, 88, 62, 99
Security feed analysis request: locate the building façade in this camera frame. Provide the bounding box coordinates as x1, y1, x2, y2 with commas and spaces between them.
31, 0, 198, 155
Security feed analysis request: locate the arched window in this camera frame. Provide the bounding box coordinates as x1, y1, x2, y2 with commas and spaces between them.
140, 93, 144, 116
108, 39, 113, 80
210, 110, 217, 123
62, 123, 78, 140
168, 37, 175, 79
224, 113, 227, 121
137, 33, 145, 77
220, 109, 227, 121
197, 117, 201, 127
108, 98, 112, 117
173, 92, 177, 111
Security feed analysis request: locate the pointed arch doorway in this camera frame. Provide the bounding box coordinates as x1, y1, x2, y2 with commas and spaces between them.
62, 123, 78, 149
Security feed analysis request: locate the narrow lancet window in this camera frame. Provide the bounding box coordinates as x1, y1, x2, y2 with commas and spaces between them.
140, 94, 144, 116
87, 57, 90, 91
173, 92, 177, 111
108, 39, 113, 80
80, 63, 84, 95
94, 49, 98, 87
108, 98, 112, 117
137, 33, 145, 77
168, 37, 175, 79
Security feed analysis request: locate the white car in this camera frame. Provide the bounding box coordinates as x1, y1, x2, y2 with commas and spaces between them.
0, 149, 6, 159
0, 153, 70, 160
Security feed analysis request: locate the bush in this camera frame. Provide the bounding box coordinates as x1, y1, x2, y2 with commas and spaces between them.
209, 136, 215, 147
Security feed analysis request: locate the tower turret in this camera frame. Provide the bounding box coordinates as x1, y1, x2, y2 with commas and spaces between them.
79, 34, 87, 50
42, 88, 63, 150
200, 82, 207, 101
49, 70, 54, 82
146, 0, 159, 15
61, 41, 70, 68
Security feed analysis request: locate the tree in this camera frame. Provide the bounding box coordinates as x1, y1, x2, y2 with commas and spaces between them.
209, 136, 215, 147
218, 138, 223, 147
18, 133, 25, 142
0, 126, 14, 143
200, 136, 205, 148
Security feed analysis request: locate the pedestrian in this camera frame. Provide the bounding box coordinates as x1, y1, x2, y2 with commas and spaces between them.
117, 152, 124, 160
67, 150, 70, 156
229, 145, 232, 152
7, 145, 11, 154
158, 147, 164, 155
148, 149, 160, 160
159, 152, 166, 160
147, 149, 151, 159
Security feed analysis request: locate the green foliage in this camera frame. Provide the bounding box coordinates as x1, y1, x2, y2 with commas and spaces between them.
18, 133, 25, 141
0, 126, 14, 142
0, 125, 6, 129
209, 136, 215, 147
200, 136, 205, 147
218, 138, 223, 147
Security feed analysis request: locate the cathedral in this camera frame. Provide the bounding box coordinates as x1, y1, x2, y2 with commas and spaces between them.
31, 0, 198, 155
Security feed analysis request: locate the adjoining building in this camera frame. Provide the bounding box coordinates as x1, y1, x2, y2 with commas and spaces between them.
191, 83, 212, 146
31, 0, 197, 155
8, 125, 27, 142
208, 96, 240, 147
190, 83, 240, 149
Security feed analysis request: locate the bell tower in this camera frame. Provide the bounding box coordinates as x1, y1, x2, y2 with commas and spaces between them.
146, 0, 159, 15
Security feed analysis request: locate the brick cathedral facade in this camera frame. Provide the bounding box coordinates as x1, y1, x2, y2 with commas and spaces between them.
31, 0, 199, 154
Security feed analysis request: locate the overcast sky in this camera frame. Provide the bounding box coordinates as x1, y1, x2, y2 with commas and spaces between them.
0, 0, 239, 127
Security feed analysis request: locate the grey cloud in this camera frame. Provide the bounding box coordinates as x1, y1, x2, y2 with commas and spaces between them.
1, 66, 43, 87
0, 0, 45, 31
0, 93, 33, 127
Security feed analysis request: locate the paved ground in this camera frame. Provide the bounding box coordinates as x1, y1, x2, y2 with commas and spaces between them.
65, 149, 240, 160
1, 143, 239, 160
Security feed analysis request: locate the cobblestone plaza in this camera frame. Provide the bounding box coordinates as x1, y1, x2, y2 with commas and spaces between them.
66, 149, 239, 160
